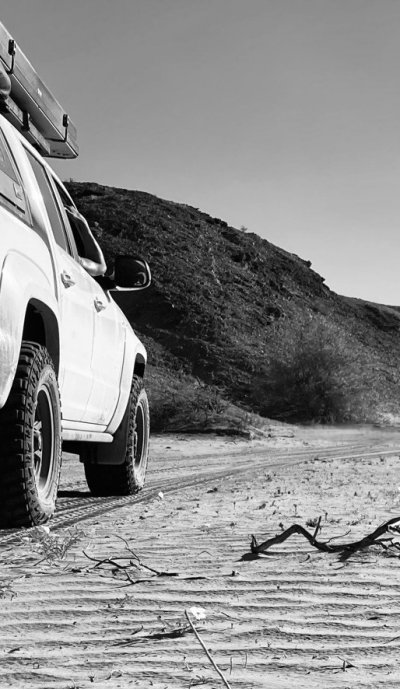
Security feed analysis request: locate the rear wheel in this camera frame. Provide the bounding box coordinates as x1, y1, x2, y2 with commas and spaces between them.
84, 376, 150, 496
0, 342, 62, 527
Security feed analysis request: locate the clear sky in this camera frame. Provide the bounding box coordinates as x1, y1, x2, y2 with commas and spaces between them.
2, 0, 400, 304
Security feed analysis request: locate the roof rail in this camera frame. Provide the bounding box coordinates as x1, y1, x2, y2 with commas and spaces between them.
0, 22, 78, 158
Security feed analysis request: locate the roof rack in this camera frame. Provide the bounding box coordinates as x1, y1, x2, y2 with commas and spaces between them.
0, 21, 78, 159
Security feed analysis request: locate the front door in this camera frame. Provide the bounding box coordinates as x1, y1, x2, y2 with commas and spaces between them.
55, 248, 98, 422
85, 289, 126, 425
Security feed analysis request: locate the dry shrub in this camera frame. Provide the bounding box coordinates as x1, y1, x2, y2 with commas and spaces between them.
146, 366, 263, 434
146, 367, 228, 432
258, 318, 373, 423
20, 526, 85, 564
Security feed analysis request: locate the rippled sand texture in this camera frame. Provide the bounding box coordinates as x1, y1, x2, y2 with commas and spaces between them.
0, 428, 399, 688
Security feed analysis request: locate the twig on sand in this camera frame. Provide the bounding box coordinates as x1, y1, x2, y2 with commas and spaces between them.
112, 626, 144, 646
114, 535, 179, 576
83, 536, 210, 585
82, 536, 179, 585
184, 610, 231, 689
246, 516, 400, 561
313, 516, 322, 539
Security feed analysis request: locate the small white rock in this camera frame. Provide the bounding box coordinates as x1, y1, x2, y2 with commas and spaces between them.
37, 525, 51, 534
189, 606, 207, 620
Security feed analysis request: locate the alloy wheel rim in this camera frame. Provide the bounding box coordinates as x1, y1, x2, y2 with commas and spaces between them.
134, 403, 145, 468
33, 385, 55, 497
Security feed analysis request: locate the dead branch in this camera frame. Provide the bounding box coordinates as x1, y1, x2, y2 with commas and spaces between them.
82, 551, 131, 571
185, 610, 231, 690
113, 626, 190, 644
114, 535, 179, 576
83, 546, 210, 587
82, 542, 181, 587
313, 516, 322, 539
248, 516, 400, 561
112, 626, 144, 646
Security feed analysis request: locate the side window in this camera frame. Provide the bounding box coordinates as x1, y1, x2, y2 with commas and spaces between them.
0, 129, 29, 219
50, 179, 105, 274
25, 150, 72, 254
50, 179, 84, 256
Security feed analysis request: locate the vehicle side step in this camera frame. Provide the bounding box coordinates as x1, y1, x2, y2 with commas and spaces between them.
62, 430, 113, 443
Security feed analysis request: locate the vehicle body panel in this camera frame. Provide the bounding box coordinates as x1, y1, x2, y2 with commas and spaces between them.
0, 114, 147, 440
0, 216, 58, 407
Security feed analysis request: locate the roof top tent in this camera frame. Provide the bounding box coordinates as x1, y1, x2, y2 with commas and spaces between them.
0, 21, 78, 159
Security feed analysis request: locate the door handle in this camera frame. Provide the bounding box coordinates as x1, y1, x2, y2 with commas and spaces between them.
61, 270, 75, 288
94, 297, 106, 312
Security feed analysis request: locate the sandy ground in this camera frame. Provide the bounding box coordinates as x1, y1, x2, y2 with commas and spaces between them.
0, 426, 399, 689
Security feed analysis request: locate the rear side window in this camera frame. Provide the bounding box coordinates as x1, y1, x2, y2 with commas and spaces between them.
50, 178, 86, 258
0, 129, 28, 219
25, 150, 72, 254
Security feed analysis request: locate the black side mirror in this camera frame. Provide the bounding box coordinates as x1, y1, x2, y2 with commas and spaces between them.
113, 255, 151, 291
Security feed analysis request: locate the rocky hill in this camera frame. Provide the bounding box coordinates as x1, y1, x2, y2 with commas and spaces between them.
66, 181, 400, 427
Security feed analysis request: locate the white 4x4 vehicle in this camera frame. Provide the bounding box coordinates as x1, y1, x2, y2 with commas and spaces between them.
0, 28, 151, 528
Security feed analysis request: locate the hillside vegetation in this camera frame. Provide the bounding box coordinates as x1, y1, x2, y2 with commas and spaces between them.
66, 181, 400, 429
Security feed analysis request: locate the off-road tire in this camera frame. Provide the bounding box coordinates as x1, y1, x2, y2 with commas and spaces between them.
0, 341, 62, 527
84, 376, 150, 496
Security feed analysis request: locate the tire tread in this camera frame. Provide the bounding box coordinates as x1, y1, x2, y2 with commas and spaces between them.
84, 376, 149, 496
0, 341, 62, 527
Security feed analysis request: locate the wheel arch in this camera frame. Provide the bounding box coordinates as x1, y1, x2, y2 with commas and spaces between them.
133, 352, 146, 379
22, 300, 60, 375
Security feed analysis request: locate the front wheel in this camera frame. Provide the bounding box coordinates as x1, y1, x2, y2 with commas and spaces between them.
84, 376, 150, 496
0, 342, 62, 527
